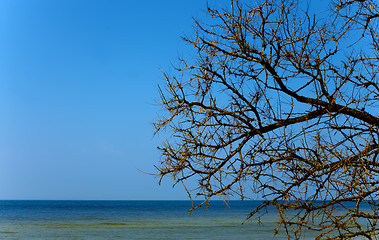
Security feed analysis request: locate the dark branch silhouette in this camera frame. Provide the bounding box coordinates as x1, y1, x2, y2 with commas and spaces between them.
154, 0, 379, 239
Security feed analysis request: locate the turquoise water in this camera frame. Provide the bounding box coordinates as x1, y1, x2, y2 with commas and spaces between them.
0, 200, 314, 239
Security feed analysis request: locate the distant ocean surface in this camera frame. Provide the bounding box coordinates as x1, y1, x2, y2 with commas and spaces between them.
0, 200, 316, 239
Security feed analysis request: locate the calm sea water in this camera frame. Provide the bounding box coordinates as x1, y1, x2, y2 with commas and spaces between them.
0, 200, 316, 239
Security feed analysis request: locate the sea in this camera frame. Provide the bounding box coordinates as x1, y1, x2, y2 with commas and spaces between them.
0, 200, 319, 239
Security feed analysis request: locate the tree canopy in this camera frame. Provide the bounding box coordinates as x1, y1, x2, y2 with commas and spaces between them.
154, 0, 379, 239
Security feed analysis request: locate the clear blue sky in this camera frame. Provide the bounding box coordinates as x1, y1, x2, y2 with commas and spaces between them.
0, 0, 209, 200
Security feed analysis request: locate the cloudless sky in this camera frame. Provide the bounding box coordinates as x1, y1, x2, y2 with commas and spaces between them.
0, 0, 330, 200
0, 0, 209, 200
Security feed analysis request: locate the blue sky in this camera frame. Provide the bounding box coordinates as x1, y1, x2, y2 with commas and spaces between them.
0, 0, 208, 200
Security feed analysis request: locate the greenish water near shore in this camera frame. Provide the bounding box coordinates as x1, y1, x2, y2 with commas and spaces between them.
0, 200, 320, 239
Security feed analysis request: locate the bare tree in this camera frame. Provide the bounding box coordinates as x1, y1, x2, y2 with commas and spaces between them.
154, 0, 379, 239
